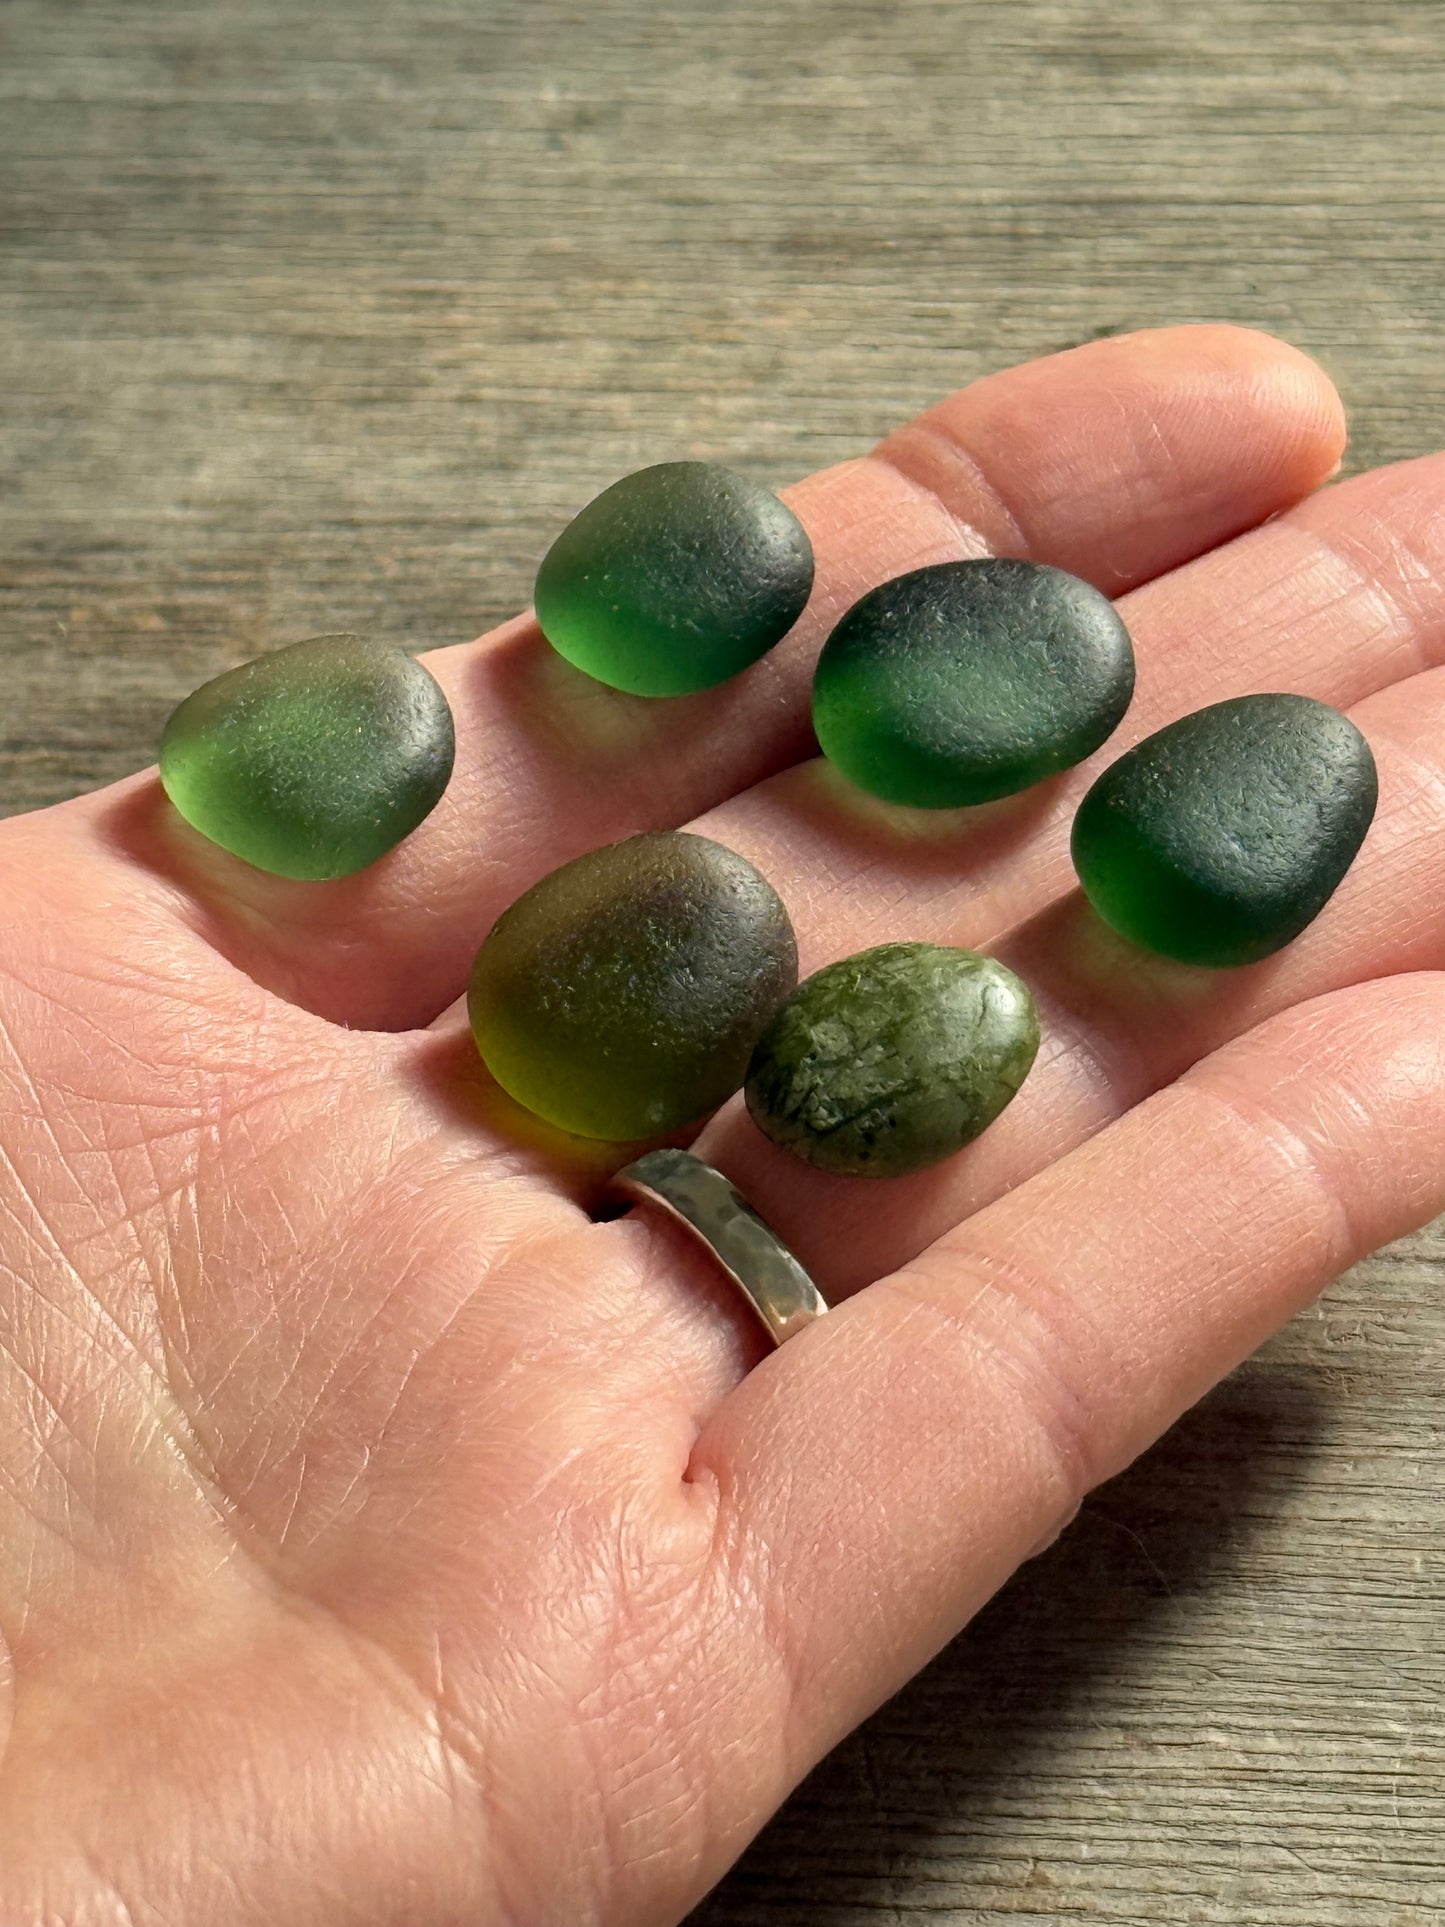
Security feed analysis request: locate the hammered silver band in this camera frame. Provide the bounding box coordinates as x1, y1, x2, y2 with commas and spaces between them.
611, 1148, 829, 1347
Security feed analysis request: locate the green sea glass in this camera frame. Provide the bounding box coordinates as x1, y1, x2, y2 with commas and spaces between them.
745, 942, 1040, 1177
533, 461, 814, 696
1071, 693, 1378, 967
812, 558, 1135, 808
158, 633, 455, 880
469, 831, 798, 1140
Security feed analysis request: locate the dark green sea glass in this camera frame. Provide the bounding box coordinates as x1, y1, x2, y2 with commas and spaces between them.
159, 633, 455, 880
469, 831, 798, 1140
812, 558, 1135, 809
1071, 693, 1378, 967
533, 461, 815, 696
745, 942, 1040, 1178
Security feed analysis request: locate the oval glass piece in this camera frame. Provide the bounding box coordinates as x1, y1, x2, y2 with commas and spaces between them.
1071, 693, 1378, 967
812, 558, 1135, 808
745, 941, 1040, 1178
159, 633, 456, 880
534, 460, 815, 696
469, 831, 798, 1140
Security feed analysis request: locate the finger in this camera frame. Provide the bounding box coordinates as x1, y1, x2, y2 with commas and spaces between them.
85, 325, 1342, 1029
693, 655, 1445, 1290
690, 970, 1445, 1778
688, 444, 1445, 986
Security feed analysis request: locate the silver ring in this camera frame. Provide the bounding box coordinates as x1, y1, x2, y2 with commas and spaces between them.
610, 1148, 829, 1348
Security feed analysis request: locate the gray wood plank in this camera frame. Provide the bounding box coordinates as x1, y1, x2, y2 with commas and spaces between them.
3, 3, 1442, 1921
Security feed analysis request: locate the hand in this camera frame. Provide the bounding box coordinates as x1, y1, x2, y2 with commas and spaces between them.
4, 325, 1443, 1926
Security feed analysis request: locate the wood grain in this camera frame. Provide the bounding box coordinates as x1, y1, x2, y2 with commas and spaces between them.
2, 3, 1442, 1921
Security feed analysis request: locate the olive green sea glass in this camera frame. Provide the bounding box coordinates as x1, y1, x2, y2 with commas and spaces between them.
159, 633, 455, 880
1071, 693, 1378, 968
745, 942, 1040, 1178
469, 831, 798, 1140
812, 558, 1135, 809
533, 461, 815, 696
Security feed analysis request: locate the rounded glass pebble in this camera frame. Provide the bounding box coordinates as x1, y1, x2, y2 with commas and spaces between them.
159, 633, 456, 880
1071, 693, 1378, 967
812, 558, 1136, 809
469, 831, 798, 1140
533, 460, 815, 696
744, 941, 1040, 1178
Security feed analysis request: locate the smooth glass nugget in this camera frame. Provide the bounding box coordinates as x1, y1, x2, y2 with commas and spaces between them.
533, 460, 815, 696
469, 831, 798, 1140
1071, 693, 1378, 967
745, 942, 1040, 1178
159, 633, 455, 880
812, 558, 1136, 808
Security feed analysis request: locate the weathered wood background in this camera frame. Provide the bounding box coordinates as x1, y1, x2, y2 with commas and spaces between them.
3, 2, 1442, 1921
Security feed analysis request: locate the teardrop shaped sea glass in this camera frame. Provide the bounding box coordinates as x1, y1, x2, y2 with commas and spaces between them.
469, 831, 798, 1140
1071, 693, 1378, 966
159, 633, 455, 880
812, 558, 1135, 808
534, 461, 815, 696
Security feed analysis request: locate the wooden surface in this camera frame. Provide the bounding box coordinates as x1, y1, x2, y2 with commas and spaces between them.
3, 2, 1443, 1920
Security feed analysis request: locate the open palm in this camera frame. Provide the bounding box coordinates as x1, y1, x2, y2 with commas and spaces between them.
4, 325, 1444, 1926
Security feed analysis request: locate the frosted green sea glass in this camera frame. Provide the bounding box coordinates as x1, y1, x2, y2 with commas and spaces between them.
469, 831, 798, 1140
812, 558, 1135, 808
158, 633, 455, 880
745, 942, 1040, 1178
1071, 693, 1378, 967
533, 461, 814, 696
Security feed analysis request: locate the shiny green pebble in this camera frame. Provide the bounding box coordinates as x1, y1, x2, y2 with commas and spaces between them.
745, 942, 1040, 1178
533, 460, 814, 696
1071, 693, 1378, 967
159, 633, 455, 880
468, 831, 798, 1140
812, 558, 1135, 808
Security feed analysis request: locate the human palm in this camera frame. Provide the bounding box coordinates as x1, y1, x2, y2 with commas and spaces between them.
5, 326, 1445, 1926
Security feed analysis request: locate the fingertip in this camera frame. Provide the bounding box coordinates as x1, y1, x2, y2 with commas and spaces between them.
1051, 320, 1347, 466
889, 322, 1349, 596
1164, 322, 1349, 493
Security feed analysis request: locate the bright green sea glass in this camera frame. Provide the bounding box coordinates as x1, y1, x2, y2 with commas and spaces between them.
469, 831, 798, 1140
1071, 693, 1378, 967
158, 633, 455, 880
745, 942, 1040, 1177
533, 461, 815, 696
812, 558, 1135, 808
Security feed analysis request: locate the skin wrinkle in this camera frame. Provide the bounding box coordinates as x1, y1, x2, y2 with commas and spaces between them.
169, 1122, 546, 1511
443, 1482, 713, 1927
725, 1331, 967, 1775
575, 1598, 701, 1926
0, 1186, 221, 1600
1292, 512, 1439, 685
0, 1363, 96, 1553
868, 425, 1023, 560
0, 1031, 506, 1921
1185, 1072, 1364, 1272
880, 1252, 1109, 1515
283, 1267, 615, 1558
689, 1428, 806, 1776
1023, 969, 1153, 1121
